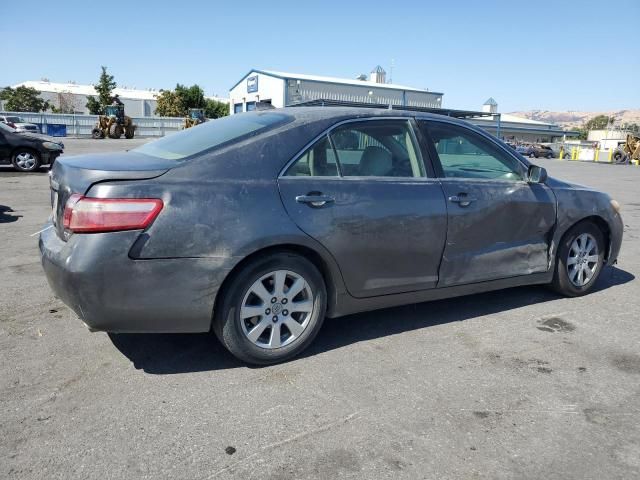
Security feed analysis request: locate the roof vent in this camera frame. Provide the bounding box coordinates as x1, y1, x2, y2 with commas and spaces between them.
370, 65, 386, 84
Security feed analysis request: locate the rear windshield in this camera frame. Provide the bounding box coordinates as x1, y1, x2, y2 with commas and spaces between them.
134, 112, 292, 160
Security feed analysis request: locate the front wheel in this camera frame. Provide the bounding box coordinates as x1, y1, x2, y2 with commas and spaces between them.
551, 221, 605, 296
12, 150, 41, 172
214, 252, 327, 365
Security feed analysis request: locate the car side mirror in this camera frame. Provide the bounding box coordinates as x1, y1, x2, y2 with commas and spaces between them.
528, 165, 547, 184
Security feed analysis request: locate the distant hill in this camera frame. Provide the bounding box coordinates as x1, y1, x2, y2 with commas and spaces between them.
507, 109, 640, 129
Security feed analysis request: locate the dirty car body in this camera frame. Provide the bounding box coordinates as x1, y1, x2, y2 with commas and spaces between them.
39, 107, 623, 363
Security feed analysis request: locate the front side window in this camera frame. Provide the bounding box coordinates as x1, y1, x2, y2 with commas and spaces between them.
284, 119, 425, 178
423, 121, 524, 181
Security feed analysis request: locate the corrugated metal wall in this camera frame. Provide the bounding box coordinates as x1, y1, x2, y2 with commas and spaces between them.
0, 111, 184, 137
287, 80, 442, 108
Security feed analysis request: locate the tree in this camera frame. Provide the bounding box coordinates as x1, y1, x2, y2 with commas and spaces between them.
86, 66, 116, 115
154, 89, 185, 117
205, 98, 229, 119
175, 84, 206, 110
584, 115, 614, 131
623, 123, 639, 134
0, 86, 50, 112
154, 83, 229, 118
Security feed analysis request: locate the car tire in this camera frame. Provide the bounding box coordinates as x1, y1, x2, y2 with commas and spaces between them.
551, 221, 605, 297
546, 153, 552, 159
213, 252, 327, 365
529, 152, 535, 158
12, 149, 41, 172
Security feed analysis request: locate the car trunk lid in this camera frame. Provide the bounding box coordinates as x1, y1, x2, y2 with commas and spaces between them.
50, 152, 173, 239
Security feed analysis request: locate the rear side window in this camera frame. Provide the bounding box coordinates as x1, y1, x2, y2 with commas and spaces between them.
285, 136, 339, 177
422, 121, 524, 181
285, 119, 425, 178
134, 112, 292, 160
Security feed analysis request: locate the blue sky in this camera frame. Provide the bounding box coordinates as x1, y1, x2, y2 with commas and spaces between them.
2, 0, 638, 112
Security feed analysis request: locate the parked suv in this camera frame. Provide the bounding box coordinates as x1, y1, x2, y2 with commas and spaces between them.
0, 115, 39, 133
0, 122, 64, 171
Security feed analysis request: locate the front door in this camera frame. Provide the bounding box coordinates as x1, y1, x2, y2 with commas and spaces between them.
278, 119, 448, 298
419, 120, 557, 287
0, 131, 10, 161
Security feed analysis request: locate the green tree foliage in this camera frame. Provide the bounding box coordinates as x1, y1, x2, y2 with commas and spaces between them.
624, 123, 639, 134
86, 66, 116, 115
0, 86, 50, 112
175, 84, 206, 110
584, 115, 614, 131
154, 84, 229, 118
154, 89, 185, 117
204, 98, 229, 119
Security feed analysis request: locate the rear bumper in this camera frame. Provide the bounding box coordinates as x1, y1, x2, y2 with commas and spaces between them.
39, 221, 234, 333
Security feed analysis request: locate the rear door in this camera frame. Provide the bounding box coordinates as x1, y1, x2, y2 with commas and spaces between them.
278, 118, 448, 298
418, 119, 557, 287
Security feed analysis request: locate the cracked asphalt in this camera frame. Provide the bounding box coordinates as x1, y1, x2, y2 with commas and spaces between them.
1, 140, 639, 479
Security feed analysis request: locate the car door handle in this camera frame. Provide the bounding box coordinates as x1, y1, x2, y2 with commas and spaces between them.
448, 194, 477, 207
295, 194, 335, 207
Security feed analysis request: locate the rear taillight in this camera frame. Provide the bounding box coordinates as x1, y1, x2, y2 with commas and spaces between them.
63, 195, 163, 233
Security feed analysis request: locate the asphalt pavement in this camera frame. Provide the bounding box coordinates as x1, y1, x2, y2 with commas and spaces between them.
1, 142, 639, 479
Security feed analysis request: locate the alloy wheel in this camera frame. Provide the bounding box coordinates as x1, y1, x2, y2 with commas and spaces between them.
567, 233, 599, 287
15, 152, 37, 171
240, 270, 314, 349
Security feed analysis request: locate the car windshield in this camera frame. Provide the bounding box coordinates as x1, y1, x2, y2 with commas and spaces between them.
0, 122, 16, 132
134, 112, 293, 160
5, 116, 21, 123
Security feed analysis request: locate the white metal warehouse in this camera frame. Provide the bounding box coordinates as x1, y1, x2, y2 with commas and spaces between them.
229, 66, 444, 114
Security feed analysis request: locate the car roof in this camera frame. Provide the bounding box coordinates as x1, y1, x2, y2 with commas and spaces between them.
268, 106, 479, 130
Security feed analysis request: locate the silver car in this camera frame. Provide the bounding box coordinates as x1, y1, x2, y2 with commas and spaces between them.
0, 115, 39, 133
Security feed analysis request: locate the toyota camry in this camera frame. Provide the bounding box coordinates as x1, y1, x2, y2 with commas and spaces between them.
40, 108, 623, 364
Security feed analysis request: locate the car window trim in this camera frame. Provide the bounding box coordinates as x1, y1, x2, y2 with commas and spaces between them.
279, 116, 431, 181
417, 118, 530, 182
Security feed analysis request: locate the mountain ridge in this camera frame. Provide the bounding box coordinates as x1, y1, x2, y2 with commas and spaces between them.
507, 109, 640, 129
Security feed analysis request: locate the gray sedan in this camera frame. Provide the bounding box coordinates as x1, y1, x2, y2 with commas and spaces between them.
40, 108, 623, 364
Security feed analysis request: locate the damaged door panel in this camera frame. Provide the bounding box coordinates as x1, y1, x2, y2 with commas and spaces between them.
418, 119, 557, 287
437, 179, 556, 286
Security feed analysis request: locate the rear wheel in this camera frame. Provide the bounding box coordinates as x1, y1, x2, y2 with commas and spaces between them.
91, 127, 104, 139
214, 252, 327, 365
552, 221, 605, 296
108, 123, 122, 139
12, 149, 41, 172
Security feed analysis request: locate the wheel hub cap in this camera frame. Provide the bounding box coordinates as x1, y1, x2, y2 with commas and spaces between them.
567, 233, 599, 287
240, 270, 314, 349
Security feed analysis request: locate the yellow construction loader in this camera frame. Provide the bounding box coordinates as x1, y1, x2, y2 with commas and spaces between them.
91, 105, 136, 139
183, 108, 206, 129
613, 134, 640, 164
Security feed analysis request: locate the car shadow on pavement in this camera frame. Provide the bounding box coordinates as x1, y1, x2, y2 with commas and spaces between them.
0, 205, 22, 223
109, 266, 634, 374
